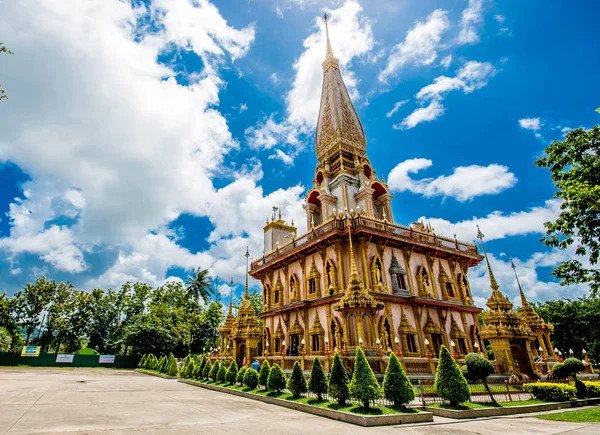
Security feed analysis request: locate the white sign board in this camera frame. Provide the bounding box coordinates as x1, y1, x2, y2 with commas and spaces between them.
56, 354, 74, 363
99, 355, 115, 364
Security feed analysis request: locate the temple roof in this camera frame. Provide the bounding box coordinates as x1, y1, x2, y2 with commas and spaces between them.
315, 13, 366, 165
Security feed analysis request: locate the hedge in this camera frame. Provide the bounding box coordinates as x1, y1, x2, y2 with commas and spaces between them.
244, 368, 259, 389
583, 381, 600, 398
523, 382, 576, 402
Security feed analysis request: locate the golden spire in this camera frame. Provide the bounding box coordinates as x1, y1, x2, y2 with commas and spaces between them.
323, 13, 334, 59
476, 225, 499, 291
228, 277, 234, 315
347, 215, 360, 283
511, 258, 529, 307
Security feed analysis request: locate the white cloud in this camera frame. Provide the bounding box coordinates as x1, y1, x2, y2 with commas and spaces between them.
269, 149, 294, 165
386, 99, 409, 118
494, 14, 505, 24
275, 6, 284, 18
457, 0, 484, 45
440, 54, 452, 68
270, 72, 280, 84
399, 60, 496, 129
245, 0, 374, 158
379, 9, 449, 82
519, 117, 542, 131
421, 199, 561, 242
239, 103, 248, 113
0, 0, 309, 290
393, 100, 444, 130
388, 158, 517, 201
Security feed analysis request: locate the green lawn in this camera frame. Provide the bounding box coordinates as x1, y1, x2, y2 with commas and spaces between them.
187, 378, 417, 416
428, 399, 545, 410
536, 407, 600, 423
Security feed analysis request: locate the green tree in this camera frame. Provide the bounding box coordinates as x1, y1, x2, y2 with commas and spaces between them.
287, 361, 308, 397
14, 277, 56, 345
267, 363, 286, 393
383, 352, 414, 407
258, 360, 271, 390
203, 360, 212, 380
209, 360, 220, 382
244, 368, 259, 389
226, 360, 238, 385
308, 357, 328, 401
0, 291, 23, 349
435, 345, 470, 406
0, 326, 12, 350
462, 353, 497, 405
0, 42, 13, 101
185, 268, 214, 309
328, 352, 350, 405
237, 367, 247, 385
349, 347, 380, 409
167, 354, 179, 376
534, 126, 600, 295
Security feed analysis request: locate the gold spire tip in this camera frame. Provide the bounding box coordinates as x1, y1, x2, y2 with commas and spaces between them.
322, 12, 334, 59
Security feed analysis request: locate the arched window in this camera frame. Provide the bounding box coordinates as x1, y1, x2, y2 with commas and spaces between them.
389, 253, 409, 295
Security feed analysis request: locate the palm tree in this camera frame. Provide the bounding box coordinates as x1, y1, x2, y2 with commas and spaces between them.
185, 268, 213, 311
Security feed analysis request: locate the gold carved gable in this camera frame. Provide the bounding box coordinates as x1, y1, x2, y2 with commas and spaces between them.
309, 314, 325, 335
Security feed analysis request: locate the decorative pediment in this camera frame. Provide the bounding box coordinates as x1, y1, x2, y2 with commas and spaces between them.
389, 253, 406, 275
289, 318, 304, 336
307, 261, 321, 280
398, 309, 416, 334
450, 318, 466, 337
423, 312, 442, 333
309, 315, 325, 335
274, 322, 284, 339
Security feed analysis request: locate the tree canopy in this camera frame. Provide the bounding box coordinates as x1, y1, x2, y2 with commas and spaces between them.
534, 126, 600, 295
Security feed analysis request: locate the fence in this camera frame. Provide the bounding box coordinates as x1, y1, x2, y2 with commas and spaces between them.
0, 352, 141, 368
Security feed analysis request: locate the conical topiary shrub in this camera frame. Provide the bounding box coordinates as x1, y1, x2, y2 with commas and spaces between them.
185, 359, 195, 378
217, 361, 228, 383
383, 352, 414, 407
157, 356, 166, 373
258, 360, 271, 390
308, 357, 328, 401
226, 361, 238, 385
435, 345, 470, 406
138, 354, 147, 368
148, 354, 156, 370
349, 347, 381, 409
203, 360, 212, 380
167, 354, 178, 376
288, 361, 308, 397
328, 352, 350, 405
198, 356, 206, 378
192, 359, 202, 379
237, 367, 247, 385
244, 368, 259, 389
209, 360, 220, 382
267, 363, 286, 393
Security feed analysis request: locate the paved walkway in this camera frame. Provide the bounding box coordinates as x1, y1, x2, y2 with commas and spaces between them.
1, 368, 598, 434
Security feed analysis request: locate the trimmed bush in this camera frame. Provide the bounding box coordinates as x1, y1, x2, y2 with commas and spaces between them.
563, 358, 586, 379
383, 352, 414, 407
192, 359, 202, 379
463, 352, 497, 404
209, 360, 220, 382
550, 363, 567, 379
583, 381, 600, 398
308, 357, 328, 401
203, 360, 212, 380
349, 347, 380, 409
258, 360, 271, 390
435, 345, 470, 406
157, 356, 167, 373
287, 361, 308, 397
226, 361, 238, 385
167, 354, 178, 376
575, 379, 588, 399
237, 367, 247, 385
217, 362, 228, 383
267, 363, 286, 393
328, 352, 350, 405
244, 368, 259, 389
524, 382, 576, 401
138, 354, 147, 368
198, 356, 206, 378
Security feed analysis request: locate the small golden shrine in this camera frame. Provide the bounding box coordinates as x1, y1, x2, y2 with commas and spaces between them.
229, 248, 262, 367
477, 226, 553, 377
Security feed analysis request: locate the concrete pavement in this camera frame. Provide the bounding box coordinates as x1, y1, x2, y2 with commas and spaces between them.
1, 368, 598, 434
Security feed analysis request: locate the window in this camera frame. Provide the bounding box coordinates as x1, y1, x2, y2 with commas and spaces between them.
431, 334, 443, 357
274, 338, 280, 353
311, 335, 320, 352
445, 282, 455, 298
309, 278, 317, 294
274, 290, 280, 303
406, 334, 418, 353
395, 274, 407, 290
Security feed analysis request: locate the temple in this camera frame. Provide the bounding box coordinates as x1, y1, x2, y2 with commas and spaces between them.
218, 14, 556, 378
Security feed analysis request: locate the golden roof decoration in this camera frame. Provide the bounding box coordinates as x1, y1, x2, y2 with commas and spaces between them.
230, 247, 262, 340
397, 308, 416, 333
309, 314, 325, 335
289, 317, 304, 335
334, 218, 384, 312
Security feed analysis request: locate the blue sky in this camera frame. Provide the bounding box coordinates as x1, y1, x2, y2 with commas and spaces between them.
0, 0, 598, 307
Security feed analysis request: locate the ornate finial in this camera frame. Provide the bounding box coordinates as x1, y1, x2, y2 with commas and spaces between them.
511, 258, 528, 307
244, 247, 250, 300
346, 214, 360, 283
278, 206, 282, 221
323, 12, 334, 59
476, 225, 499, 292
